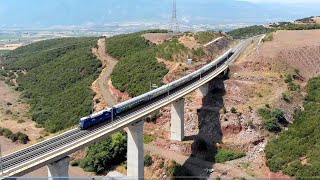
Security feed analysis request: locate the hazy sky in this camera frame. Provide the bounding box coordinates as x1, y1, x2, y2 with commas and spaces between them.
240, 0, 320, 3
0, 0, 318, 26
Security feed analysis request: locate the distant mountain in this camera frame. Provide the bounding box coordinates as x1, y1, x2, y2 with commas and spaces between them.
0, 0, 319, 27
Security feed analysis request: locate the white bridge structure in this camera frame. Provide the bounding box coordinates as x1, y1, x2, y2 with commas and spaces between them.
0, 39, 251, 180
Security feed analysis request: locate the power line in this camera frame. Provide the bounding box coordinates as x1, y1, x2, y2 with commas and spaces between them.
171, 0, 179, 33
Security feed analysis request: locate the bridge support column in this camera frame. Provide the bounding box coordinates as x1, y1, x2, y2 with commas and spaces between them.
171, 98, 185, 141
126, 121, 144, 179
47, 156, 69, 180
197, 83, 209, 97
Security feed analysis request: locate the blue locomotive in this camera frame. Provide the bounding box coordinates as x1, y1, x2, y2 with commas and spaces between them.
79, 109, 112, 129
79, 49, 234, 130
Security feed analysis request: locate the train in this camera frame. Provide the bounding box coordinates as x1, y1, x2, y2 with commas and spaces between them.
79, 48, 234, 130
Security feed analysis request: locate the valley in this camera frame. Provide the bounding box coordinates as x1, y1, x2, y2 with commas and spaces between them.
1, 16, 320, 179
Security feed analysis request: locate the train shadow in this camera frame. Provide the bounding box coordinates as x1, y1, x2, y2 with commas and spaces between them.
181, 76, 226, 179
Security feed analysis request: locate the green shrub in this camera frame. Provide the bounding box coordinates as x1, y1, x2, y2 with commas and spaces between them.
0, 127, 4, 135
80, 132, 127, 173
159, 160, 164, 168
265, 104, 270, 108
144, 134, 155, 144
3, 128, 13, 138
258, 108, 284, 132
262, 32, 273, 42
288, 82, 300, 91
14, 86, 24, 91
222, 107, 227, 113
167, 161, 192, 178
282, 93, 290, 102
70, 159, 81, 166
16, 132, 29, 144
215, 148, 246, 163
284, 74, 293, 83
9, 133, 18, 142
144, 154, 153, 167
231, 107, 237, 113
248, 120, 254, 129
263, 118, 281, 132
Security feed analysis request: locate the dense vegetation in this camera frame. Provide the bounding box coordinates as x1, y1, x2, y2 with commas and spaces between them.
258, 108, 285, 132
107, 31, 169, 96
3, 37, 101, 133
6, 38, 96, 59
0, 127, 29, 144
227, 25, 271, 39
80, 132, 127, 173
0, 50, 11, 55
265, 77, 320, 178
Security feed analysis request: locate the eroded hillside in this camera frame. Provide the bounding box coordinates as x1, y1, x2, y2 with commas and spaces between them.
143, 29, 320, 179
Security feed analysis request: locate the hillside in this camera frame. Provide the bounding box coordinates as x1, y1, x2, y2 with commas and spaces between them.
227, 25, 271, 39
107, 30, 233, 97
219, 29, 320, 178
1, 37, 101, 133
228, 18, 320, 40
265, 77, 320, 178
106, 30, 169, 97
294, 16, 320, 24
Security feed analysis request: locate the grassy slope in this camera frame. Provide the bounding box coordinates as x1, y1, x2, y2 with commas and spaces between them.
4, 37, 101, 133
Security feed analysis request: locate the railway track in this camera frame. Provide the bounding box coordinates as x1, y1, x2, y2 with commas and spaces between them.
0, 38, 251, 178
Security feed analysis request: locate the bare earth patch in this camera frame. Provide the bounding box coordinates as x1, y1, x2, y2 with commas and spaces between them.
178, 35, 201, 49
0, 80, 44, 153
142, 33, 172, 45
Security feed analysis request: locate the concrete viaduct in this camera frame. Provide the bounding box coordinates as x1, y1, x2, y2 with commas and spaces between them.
0, 38, 251, 180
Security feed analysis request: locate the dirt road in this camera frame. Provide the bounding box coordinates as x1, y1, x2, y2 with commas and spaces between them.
92, 38, 118, 108
144, 144, 252, 178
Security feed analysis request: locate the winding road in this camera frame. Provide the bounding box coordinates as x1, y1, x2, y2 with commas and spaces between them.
93, 38, 118, 107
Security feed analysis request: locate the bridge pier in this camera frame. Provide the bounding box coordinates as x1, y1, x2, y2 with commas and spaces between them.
126, 121, 144, 179
197, 83, 209, 97
171, 98, 185, 141
47, 156, 69, 180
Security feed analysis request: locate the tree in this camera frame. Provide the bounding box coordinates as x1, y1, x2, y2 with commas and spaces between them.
80, 132, 127, 173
